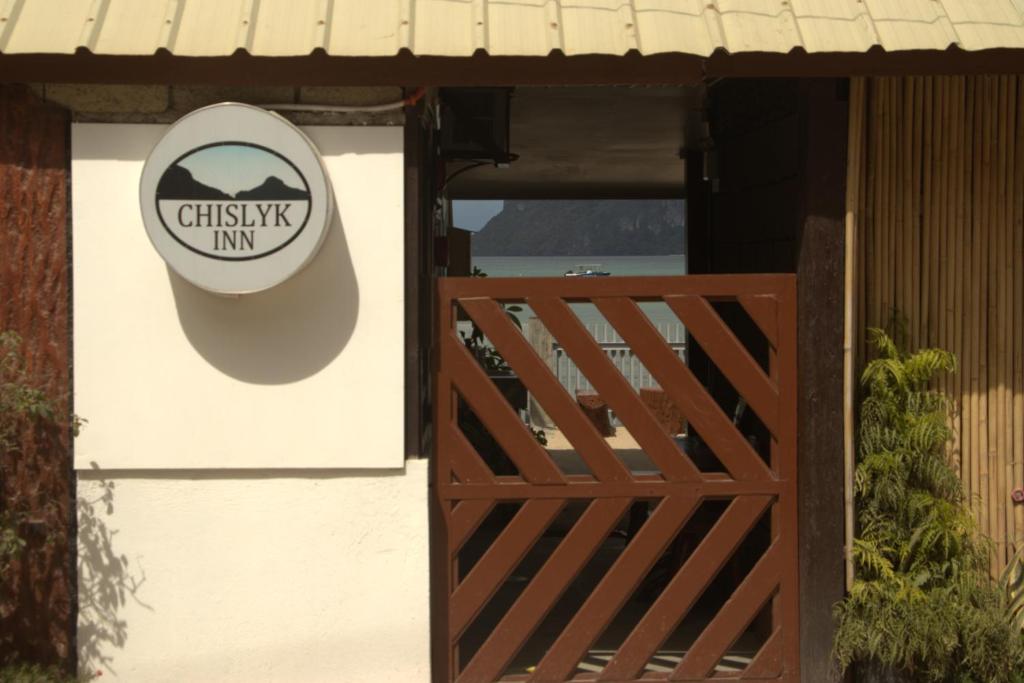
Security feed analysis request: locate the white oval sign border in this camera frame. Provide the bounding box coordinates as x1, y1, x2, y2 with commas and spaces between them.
139, 103, 333, 295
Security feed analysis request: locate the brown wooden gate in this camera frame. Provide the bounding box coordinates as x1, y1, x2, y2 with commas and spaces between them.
433, 275, 798, 683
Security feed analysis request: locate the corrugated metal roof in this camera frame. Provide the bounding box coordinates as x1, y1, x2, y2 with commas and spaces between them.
2, 0, 1024, 57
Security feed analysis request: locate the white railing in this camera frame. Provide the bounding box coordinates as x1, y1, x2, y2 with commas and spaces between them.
550, 321, 687, 396
460, 317, 687, 428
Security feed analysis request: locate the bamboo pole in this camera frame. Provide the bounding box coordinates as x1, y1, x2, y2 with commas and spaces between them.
938, 76, 956, 492
950, 77, 966, 489
895, 76, 905, 335
1007, 74, 1015, 561
1003, 76, 1018, 562
868, 80, 881, 338
960, 76, 976, 535
949, 77, 963, 482
901, 78, 914, 344
991, 75, 1001, 568
1011, 76, 1019, 557
858, 82, 870, 371
877, 79, 887, 332
996, 76, 1010, 571
890, 78, 898, 330
935, 77, 947, 363
982, 75, 995, 557
924, 77, 935, 349
958, 76, 970, 515
938, 77, 952, 455
991, 75, 1003, 567
908, 77, 920, 348
922, 77, 933, 352
844, 78, 866, 591
885, 77, 895, 330
1005, 75, 1016, 568
969, 75, 983, 528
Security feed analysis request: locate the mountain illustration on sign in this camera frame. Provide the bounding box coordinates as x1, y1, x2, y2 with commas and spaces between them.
157, 164, 310, 201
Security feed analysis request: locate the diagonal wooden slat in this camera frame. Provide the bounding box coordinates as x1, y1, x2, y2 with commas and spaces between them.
445, 332, 566, 485
445, 422, 496, 484
665, 295, 780, 436
449, 499, 495, 555
460, 297, 632, 483
529, 496, 701, 682
671, 542, 782, 681
594, 297, 772, 482
737, 294, 779, 349
458, 497, 634, 683
529, 296, 700, 482
450, 498, 565, 641
741, 627, 784, 679
599, 495, 773, 681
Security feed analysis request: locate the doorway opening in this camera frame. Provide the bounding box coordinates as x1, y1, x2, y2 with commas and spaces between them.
430, 85, 799, 683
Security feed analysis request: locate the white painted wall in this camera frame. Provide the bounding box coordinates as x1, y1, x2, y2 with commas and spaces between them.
77, 462, 430, 682
72, 124, 431, 681
72, 124, 405, 470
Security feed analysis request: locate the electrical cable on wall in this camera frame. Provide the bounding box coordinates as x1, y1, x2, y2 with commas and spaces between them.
263, 87, 426, 114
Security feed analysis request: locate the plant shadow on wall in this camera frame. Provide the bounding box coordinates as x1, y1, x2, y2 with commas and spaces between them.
1, 332, 140, 681
168, 206, 358, 384
833, 328, 1024, 683
0, 330, 148, 678
77, 466, 150, 677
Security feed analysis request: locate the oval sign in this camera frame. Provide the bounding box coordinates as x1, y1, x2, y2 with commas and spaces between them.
140, 103, 332, 294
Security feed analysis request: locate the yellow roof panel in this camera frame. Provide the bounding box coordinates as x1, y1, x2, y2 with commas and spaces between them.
172, 0, 252, 56
91, 0, 179, 55
0, 0, 93, 54
327, 0, 406, 57
250, 0, 324, 56
2, 0, 1024, 56
485, 0, 563, 57
412, 0, 478, 57
633, 1, 717, 57
789, 0, 877, 53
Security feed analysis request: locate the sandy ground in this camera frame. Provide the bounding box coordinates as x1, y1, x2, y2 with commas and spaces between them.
543, 426, 641, 451
542, 427, 659, 475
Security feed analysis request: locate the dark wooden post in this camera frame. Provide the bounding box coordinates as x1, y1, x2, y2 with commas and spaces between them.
0, 85, 74, 671
684, 150, 714, 388
404, 92, 424, 459
796, 78, 849, 683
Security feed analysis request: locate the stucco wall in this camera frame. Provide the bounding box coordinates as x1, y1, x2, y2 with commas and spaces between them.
72, 120, 430, 680
77, 462, 430, 682
72, 124, 404, 470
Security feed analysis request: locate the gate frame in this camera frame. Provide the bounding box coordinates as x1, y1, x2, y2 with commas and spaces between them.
431, 273, 799, 683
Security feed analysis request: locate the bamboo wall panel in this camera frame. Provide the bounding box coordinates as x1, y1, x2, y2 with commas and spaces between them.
850, 75, 1024, 575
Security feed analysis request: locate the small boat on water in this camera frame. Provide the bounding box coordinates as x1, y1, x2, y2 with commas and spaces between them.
564, 264, 611, 277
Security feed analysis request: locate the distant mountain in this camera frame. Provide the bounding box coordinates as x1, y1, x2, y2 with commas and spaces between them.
469, 200, 685, 256
235, 176, 309, 201
157, 165, 231, 200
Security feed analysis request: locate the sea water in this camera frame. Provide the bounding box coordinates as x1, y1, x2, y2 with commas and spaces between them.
471, 254, 687, 328
473, 254, 686, 278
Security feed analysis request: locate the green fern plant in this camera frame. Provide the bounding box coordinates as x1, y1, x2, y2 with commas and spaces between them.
834, 329, 1024, 682
1003, 546, 1024, 634
0, 331, 56, 582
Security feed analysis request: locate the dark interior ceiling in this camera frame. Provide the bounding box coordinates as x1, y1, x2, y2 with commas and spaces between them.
446, 85, 707, 200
